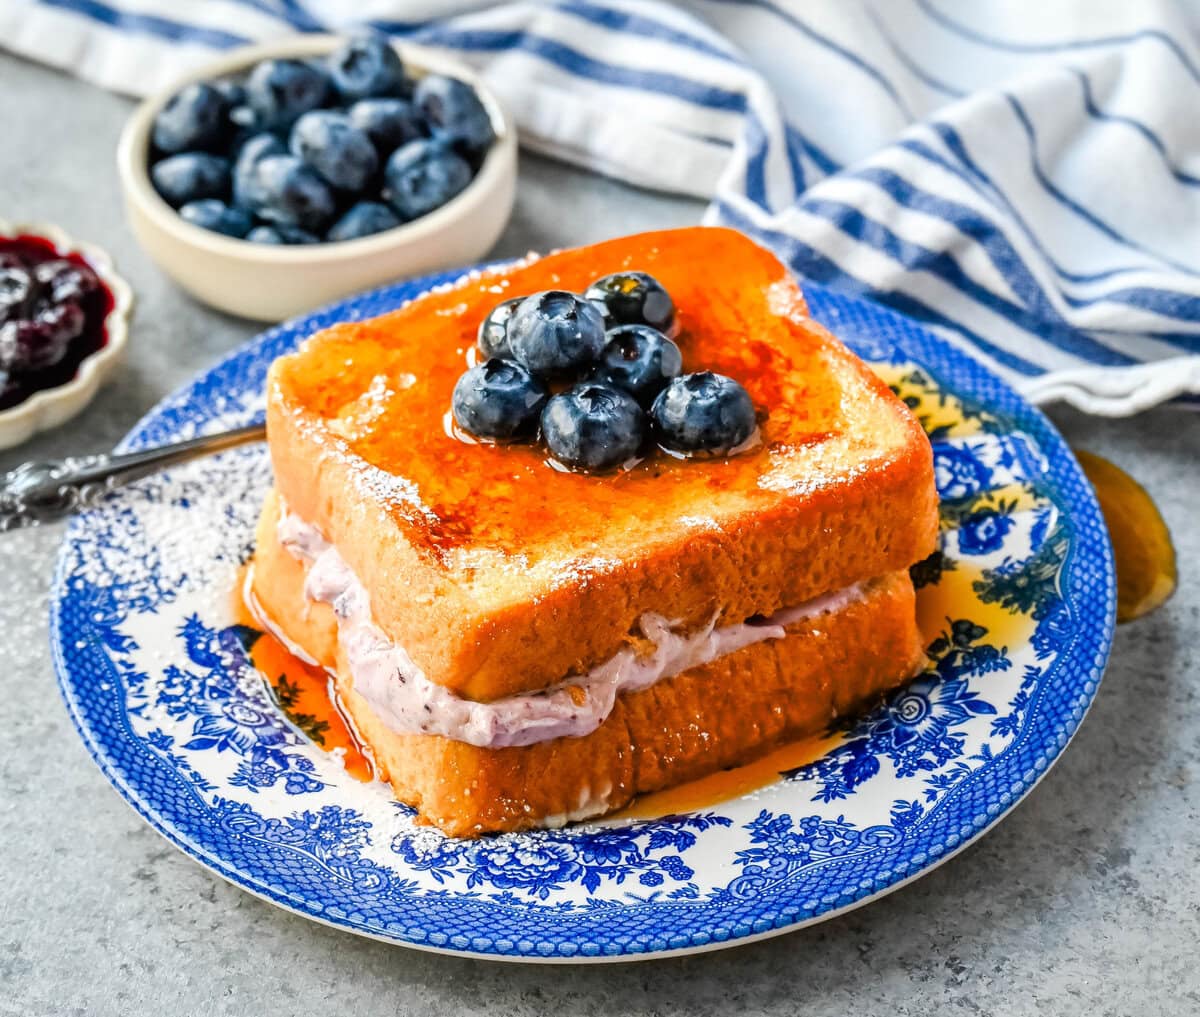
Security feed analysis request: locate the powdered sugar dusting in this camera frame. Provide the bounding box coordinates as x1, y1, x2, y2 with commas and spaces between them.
347, 458, 439, 527
549, 555, 623, 589
766, 278, 808, 323
678, 515, 721, 530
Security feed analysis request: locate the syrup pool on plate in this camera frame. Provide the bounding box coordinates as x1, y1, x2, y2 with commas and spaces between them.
1073, 450, 1177, 623
231, 565, 376, 783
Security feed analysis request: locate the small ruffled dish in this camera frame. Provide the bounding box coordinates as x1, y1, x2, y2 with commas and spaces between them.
0, 218, 133, 451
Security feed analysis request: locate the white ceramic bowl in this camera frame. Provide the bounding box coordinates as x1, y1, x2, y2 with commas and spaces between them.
117, 35, 517, 322
0, 219, 134, 451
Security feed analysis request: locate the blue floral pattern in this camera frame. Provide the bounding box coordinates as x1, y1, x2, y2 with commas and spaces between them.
934, 441, 993, 500
957, 508, 1016, 555
50, 274, 1115, 959
787, 617, 1007, 803
146, 614, 329, 797
391, 812, 724, 900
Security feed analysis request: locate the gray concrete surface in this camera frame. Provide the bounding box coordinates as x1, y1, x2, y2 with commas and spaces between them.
1, 53, 1198, 1017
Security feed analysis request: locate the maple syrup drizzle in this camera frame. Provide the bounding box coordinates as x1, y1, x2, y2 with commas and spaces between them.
231, 565, 376, 782
1074, 450, 1178, 623
272, 229, 847, 560
610, 733, 841, 820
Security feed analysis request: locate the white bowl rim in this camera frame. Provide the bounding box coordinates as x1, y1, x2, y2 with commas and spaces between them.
117, 34, 516, 265
0, 218, 134, 430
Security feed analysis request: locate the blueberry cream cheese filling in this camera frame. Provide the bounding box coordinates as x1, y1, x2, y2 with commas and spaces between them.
256, 504, 871, 749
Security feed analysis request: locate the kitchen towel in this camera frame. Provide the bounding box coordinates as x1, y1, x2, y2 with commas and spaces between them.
4, 0, 1200, 414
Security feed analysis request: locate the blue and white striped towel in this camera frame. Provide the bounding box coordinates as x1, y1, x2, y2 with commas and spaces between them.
5, 0, 1200, 415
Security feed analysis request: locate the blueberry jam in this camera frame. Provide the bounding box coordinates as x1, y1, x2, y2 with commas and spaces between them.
0, 235, 113, 412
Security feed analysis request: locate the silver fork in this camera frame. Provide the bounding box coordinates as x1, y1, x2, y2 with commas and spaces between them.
0, 422, 266, 531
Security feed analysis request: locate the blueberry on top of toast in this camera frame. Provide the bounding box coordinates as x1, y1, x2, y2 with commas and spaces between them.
585, 270, 677, 336
652, 371, 757, 455
476, 296, 521, 359
451, 358, 547, 440
541, 382, 647, 471
591, 324, 682, 406
506, 290, 606, 379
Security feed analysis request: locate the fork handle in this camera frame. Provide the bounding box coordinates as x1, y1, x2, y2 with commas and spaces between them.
0, 422, 266, 531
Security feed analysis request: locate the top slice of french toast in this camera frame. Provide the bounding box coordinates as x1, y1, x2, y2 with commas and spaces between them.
265, 227, 938, 701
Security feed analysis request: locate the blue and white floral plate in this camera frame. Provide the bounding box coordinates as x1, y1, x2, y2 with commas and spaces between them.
50, 272, 1115, 962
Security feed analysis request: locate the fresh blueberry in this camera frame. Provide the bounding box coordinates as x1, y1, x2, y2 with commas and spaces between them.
245, 224, 319, 244
507, 291, 606, 379
245, 58, 330, 131
382, 139, 472, 220
592, 325, 682, 406
326, 201, 401, 242
651, 372, 756, 455
452, 358, 548, 440
246, 226, 285, 244
152, 82, 231, 154
250, 155, 336, 233
214, 79, 247, 108
0, 267, 34, 324
178, 199, 253, 238
211, 80, 250, 138
289, 110, 378, 192
541, 382, 647, 472
228, 104, 262, 136
349, 98, 423, 158
477, 296, 522, 359
327, 33, 409, 101
33, 260, 98, 304
273, 224, 321, 244
585, 272, 677, 336
225, 105, 263, 151
414, 74, 494, 153
232, 132, 286, 208
150, 152, 230, 207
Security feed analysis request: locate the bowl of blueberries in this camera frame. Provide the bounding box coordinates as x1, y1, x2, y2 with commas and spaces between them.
118, 33, 516, 322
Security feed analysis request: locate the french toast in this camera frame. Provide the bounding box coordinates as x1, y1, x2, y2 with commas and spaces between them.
252, 226, 938, 835
264, 227, 937, 701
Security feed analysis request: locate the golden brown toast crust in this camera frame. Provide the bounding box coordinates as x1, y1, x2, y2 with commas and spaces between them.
265, 227, 937, 701
251, 499, 925, 837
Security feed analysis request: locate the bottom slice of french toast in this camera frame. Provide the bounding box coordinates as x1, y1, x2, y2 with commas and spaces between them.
251, 490, 926, 837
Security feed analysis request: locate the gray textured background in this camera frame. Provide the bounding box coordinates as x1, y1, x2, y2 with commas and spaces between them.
2, 53, 1197, 1017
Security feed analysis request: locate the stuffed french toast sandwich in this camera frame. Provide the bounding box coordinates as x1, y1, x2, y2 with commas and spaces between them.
249, 227, 939, 837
